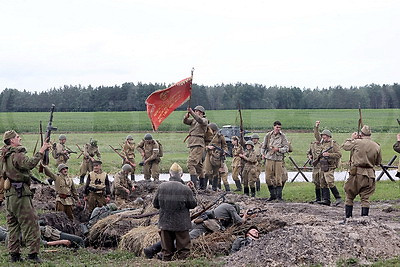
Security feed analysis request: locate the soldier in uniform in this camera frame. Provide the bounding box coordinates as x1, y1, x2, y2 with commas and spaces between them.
219, 162, 230, 191
203, 123, 228, 191
231, 226, 260, 253
251, 134, 263, 191
79, 139, 101, 184
314, 121, 342, 206
112, 164, 135, 205
342, 125, 381, 218
231, 136, 243, 192
307, 121, 323, 203
0, 145, 5, 206
153, 163, 197, 261
183, 106, 208, 189
83, 160, 111, 214
53, 134, 70, 166
43, 164, 80, 220
393, 133, 400, 177
137, 133, 161, 181
262, 121, 289, 201
239, 141, 258, 197
2, 130, 51, 263
122, 135, 136, 181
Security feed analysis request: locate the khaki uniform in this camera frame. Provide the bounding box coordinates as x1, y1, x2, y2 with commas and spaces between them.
219, 163, 229, 186
2, 145, 42, 255
122, 142, 136, 173
262, 131, 289, 187
137, 140, 160, 181
43, 166, 78, 220
84, 171, 111, 213
183, 113, 208, 177
342, 137, 381, 207
307, 141, 322, 188
112, 170, 133, 203
393, 141, 400, 175
241, 149, 258, 188
253, 142, 263, 184
53, 142, 68, 166
231, 144, 243, 182
79, 144, 101, 177
203, 133, 228, 177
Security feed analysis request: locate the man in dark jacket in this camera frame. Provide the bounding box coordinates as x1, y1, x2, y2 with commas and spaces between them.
231, 226, 260, 253
153, 162, 197, 261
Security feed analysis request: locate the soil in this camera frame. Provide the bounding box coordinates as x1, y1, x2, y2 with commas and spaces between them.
9, 183, 400, 266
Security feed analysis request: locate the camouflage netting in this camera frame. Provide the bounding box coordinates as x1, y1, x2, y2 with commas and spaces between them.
87, 209, 156, 248
119, 225, 160, 256
38, 211, 81, 236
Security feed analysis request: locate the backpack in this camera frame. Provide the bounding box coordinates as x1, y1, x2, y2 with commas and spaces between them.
156, 140, 163, 157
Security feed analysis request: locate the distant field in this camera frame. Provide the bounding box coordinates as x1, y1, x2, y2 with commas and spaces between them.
0, 109, 399, 133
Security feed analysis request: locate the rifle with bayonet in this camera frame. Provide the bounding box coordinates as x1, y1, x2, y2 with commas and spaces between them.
109, 145, 136, 168
190, 192, 227, 220
39, 105, 57, 172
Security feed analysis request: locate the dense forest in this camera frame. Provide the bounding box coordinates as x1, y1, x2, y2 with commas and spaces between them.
0, 83, 399, 112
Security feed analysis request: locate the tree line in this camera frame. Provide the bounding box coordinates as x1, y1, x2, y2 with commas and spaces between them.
0, 83, 399, 112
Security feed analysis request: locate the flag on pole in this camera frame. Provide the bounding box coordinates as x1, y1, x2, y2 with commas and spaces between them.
146, 76, 192, 131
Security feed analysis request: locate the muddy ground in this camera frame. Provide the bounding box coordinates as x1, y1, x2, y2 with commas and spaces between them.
21, 182, 400, 266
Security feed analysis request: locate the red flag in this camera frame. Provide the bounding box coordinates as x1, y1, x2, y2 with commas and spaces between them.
146, 76, 192, 131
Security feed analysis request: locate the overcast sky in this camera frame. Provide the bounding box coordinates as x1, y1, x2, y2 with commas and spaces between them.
1, 0, 399, 92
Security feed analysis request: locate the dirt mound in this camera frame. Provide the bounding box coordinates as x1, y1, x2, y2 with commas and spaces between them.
32, 184, 56, 210
38, 211, 82, 236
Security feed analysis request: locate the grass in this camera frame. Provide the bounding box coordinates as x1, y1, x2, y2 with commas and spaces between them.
0, 109, 399, 133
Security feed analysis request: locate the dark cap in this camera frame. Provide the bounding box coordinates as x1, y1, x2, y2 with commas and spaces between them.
93, 160, 102, 166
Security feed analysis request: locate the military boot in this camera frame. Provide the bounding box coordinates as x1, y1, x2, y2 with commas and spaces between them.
224, 184, 231, 192
190, 175, 199, 189
79, 175, 85, 184
27, 253, 42, 263
267, 186, 276, 201
131, 174, 135, 182
361, 207, 369, 216
345, 205, 353, 218
250, 187, 256, 197
330, 186, 342, 206
317, 188, 331, 206
10, 253, 23, 262
243, 186, 250, 196
256, 180, 261, 191
212, 177, 219, 191
199, 178, 205, 190
234, 180, 242, 192
309, 188, 321, 204
47, 178, 54, 185
203, 175, 211, 190
276, 186, 283, 201
144, 241, 162, 259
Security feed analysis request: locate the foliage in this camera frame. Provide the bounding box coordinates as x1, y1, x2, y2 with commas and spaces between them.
1, 83, 400, 112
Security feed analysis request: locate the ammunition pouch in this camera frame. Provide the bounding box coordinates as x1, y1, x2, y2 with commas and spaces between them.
320, 158, 329, 172
11, 182, 24, 198
88, 186, 105, 194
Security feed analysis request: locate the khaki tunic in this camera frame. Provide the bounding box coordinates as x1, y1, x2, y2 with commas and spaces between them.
183, 112, 208, 176
203, 133, 228, 177
2, 145, 42, 255
122, 142, 136, 171
79, 144, 101, 176
84, 171, 111, 213
137, 140, 160, 180
54, 142, 68, 165
253, 142, 263, 181
342, 137, 382, 207
112, 171, 133, 199
241, 149, 257, 188
231, 145, 243, 182
307, 141, 322, 187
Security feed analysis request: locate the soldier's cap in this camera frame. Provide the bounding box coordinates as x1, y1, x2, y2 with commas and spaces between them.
169, 162, 183, 173
3, 130, 17, 141
144, 133, 153, 140
107, 203, 118, 211
321, 129, 332, 138
59, 134, 67, 140
93, 160, 103, 166
245, 140, 254, 147
361, 125, 371, 136
90, 139, 98, 146
251, 133, 260, 139
193, 105, 205, 114
57, 164, 69, 172
208, 123, 218, 132
126, 135, 133, 140
122, 164, 132, 172
246, 225, 259, 235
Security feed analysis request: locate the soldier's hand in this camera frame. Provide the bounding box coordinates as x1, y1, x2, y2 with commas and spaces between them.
322, 152, 329, 157
61, 240, 72, 247
39, 142, 52, 154
397, 133, 400, 141
351, 132, 358, 139
105, 196, 110, 203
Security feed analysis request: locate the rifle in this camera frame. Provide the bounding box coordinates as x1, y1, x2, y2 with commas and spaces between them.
246, 207, 269, 216
76, 144, 84, 159
312, 146, 333, 167
237, 102, 245, 147
65, 146, 77, 154
357, 103, 364, 138
109, 145, 136, 168
190, 192, 227, 220
397, 118, 400, 126
41, 105, 57, 170
211, 144, 231, 157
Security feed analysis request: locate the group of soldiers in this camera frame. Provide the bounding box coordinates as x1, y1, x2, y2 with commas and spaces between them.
0, 104, 390, 263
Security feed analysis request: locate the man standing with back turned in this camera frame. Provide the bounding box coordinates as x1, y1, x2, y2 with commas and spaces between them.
2, 130, 51, 263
